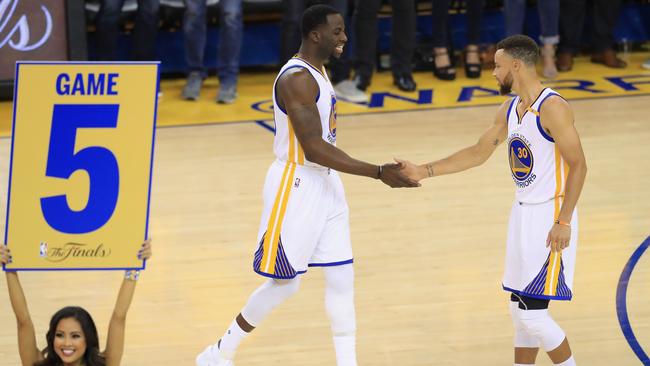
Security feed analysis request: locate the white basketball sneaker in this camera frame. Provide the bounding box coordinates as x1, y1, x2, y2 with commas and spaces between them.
196, 344, 234, 366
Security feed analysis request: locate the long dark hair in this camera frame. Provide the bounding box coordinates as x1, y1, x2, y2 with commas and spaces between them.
35, 306, 105, 366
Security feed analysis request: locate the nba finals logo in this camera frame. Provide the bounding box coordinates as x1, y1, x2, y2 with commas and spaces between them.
327, 92, 337, 143
509, 136, 536, 188
39, 242, 48, 258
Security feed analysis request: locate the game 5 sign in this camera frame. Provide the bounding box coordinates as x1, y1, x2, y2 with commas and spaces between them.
3, 62, 158, 270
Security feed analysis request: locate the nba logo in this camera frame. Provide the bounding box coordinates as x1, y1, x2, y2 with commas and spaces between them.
294, 178, 301, 188
39, 242, 48, 258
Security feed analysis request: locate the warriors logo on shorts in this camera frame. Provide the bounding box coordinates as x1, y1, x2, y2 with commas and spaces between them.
509, 137, 534, 181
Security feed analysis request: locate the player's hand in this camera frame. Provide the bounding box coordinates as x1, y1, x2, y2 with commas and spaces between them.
546, 224, 570, 252
138, 239, 152, 260
380, 162, 421, 188
0, 245, 11, 264
394, 158, 425, 181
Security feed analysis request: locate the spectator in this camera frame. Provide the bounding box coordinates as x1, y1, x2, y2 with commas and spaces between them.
96, 0, 160, 61
557, 0, 626, 72
431, 0, 484, 81
335, 0, 418, 103
182, 0, 243, 103
504, 0, 559, 79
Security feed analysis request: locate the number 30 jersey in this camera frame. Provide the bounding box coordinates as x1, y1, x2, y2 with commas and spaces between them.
506, 88, 569, 204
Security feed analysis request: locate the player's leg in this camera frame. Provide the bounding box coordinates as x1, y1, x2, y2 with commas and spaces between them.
311, 172, 356, 366
324, 264, 356, 366
510, 299, 540, 365
196, 277, 301, 365
511, 294, 575, 365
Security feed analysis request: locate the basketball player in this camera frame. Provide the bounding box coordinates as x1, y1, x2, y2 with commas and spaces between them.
196, 5, 418, 366
398, 35, 587, 365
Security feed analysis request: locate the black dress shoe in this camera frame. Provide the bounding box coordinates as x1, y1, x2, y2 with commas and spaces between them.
393, 73, 417, 92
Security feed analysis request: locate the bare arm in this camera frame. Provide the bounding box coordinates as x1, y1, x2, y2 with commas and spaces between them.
104, 240, 151, 366
1, 246, 41, 366
402, 100, 510, 181
541, 97, 587, 252
277, 68, 417, 187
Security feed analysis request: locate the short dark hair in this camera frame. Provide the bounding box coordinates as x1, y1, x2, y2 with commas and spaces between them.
301, 4, 340, 39
496, 35, 540, 66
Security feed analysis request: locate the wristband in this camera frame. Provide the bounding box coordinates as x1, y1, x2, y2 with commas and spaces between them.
125, 270, 140, 281
554, 219, 570, 227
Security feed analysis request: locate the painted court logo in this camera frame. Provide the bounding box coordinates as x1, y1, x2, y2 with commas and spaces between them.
508, 137, 536, 187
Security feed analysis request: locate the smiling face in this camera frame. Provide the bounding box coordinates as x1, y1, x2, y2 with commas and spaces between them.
53, 317, 87, 365
319, 13, 347, 58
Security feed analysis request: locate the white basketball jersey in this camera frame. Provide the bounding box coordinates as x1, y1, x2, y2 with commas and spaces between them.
506, 88, 569, 204
272, 56, 338, 168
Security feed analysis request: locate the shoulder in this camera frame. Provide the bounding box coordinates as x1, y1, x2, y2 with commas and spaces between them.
278, 67, 317, 89
495, 98, 514, 124
540, 94, 573, 125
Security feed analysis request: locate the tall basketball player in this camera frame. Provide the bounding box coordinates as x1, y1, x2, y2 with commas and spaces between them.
196, 5, 418, 366
399, 35, 587, 365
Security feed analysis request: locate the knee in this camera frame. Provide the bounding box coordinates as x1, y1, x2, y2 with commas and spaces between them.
515, 308, 565, 351
220, 2, 242, 25
271, 278, 301, 298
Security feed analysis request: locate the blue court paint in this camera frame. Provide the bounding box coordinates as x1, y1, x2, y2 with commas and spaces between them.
616, 236, 650, 365
255, 120, 275, 133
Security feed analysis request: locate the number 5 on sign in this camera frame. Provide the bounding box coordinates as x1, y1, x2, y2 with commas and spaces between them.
3, 62, 159, 270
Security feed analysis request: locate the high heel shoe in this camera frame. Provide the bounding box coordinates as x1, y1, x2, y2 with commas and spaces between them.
463, 45, 481, 79
432, 48, 456, 81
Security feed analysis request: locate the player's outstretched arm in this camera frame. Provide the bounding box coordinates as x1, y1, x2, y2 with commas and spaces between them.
104, 239, 151, 366
278, 68, 418, 188
1, 246, 41, 366
540, 97, 587, 252
398, 100, 511, 182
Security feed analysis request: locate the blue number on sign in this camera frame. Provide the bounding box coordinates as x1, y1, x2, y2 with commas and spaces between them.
40, 104, 120, 234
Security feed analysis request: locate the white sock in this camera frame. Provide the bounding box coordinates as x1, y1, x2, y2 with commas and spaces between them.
555, 355, 576, 365
218, 318, 249, 360
333, 332, 357, 366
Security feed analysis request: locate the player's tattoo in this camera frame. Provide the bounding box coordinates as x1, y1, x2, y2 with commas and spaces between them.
493, 139, 499, 146
426, 163, 434, 177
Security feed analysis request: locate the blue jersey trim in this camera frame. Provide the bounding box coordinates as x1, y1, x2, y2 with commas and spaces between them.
308, 258, 354, 267
536, 115, 555, 142
273, 65, 305, 115
254, 268, 307, 279
506, 97, 517, 123
502, 285, 572, 301
535, 92, 560, 142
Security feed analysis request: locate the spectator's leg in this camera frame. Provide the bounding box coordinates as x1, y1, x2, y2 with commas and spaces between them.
132, 0, 160, 61
280, 0, 304, 65
216, 0, 243, 103
504, 0, 526, 37
389, 0, 416, 77
353, 0, 381, 89
328, 0, 351, 84
181, 0, 207, 100
183, 0, 207, 76
590, 0, 626, 68
95, 0, 126, 61
538, 0, 559, 78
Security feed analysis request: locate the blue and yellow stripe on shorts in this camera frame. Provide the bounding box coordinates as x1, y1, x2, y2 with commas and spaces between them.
254, 118, 305, 278
521, 144, 572, 299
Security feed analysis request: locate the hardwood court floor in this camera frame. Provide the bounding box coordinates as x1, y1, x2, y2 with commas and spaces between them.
0, 95, 649, 365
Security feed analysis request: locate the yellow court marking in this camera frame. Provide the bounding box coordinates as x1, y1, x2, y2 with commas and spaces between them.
1, 53, 649, 138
